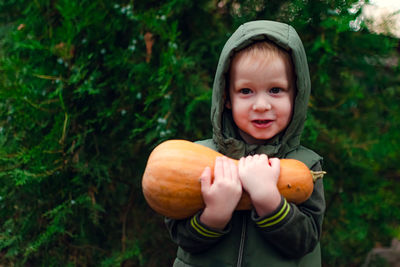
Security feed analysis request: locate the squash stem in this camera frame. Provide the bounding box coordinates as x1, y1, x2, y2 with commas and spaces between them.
311, 171, 326, 182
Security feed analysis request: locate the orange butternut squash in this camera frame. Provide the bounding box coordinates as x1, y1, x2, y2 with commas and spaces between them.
142, 140, 325, 219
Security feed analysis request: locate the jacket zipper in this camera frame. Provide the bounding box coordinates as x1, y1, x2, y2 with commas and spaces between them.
237, 152, 251, 267
236, 214, 246, 267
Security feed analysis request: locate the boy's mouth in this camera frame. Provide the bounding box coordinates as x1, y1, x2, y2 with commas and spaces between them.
252, 120, 273, 128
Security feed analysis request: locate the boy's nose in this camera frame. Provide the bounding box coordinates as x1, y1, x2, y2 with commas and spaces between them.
252, 97, 272, 111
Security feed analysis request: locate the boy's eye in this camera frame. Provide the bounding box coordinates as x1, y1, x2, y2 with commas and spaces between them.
239, 88, 252, 94
270, 87, 282, 94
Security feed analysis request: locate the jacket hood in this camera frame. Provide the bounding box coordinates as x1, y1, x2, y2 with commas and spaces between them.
211, 20, 311, 159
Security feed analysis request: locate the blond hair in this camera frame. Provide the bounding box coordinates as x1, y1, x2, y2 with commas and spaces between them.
234, 41, 293, 71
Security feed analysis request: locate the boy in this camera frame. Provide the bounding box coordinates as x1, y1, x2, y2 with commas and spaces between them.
165, 20, 325, 266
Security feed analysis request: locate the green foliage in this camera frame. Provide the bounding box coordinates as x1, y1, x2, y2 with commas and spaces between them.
1, 0, 399, 266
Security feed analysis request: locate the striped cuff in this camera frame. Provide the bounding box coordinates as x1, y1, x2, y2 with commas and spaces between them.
189, 213, 226, 238
253, 197, 292, 229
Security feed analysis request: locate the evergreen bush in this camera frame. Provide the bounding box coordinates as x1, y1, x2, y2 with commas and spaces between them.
1, 0, 399, 266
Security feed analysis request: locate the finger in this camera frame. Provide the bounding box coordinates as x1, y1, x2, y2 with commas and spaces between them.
239, 157, 245, 168
259, 154, 269, 166
228, 158, 238, 181
269, 158, 281, 175
222, 156, 231, 179
200, 167, 211, 193
259, 154, 268, 161
238, 157, 245, 176
245, 155, 252, 165
214, 157, 224, 181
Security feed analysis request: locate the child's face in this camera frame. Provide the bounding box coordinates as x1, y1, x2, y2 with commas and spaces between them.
226, 51, 295, 144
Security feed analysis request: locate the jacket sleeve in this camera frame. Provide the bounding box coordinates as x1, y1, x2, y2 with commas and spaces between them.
251, 161, 325, 258
164, 211, 231, 254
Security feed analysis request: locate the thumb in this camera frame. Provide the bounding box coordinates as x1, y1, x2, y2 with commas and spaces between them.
269, 158, 281, 177
200, 167, 211, 193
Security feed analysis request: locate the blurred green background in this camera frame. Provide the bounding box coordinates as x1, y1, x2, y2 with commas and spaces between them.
1, 0, 399, 266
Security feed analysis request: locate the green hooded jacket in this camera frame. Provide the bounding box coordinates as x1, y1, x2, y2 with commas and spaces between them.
165, 20, 325, 267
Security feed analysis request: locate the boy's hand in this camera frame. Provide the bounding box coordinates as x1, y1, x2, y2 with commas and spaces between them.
199, 156, 242, 230
238, 154, 281, 217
